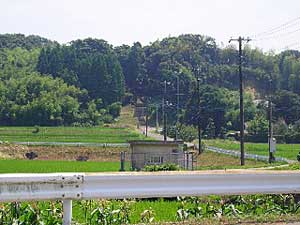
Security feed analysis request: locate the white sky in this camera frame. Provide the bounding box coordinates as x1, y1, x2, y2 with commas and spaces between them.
1, 0, 300, 51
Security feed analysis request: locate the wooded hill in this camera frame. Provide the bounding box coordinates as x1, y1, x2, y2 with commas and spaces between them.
1, 33, 300, 142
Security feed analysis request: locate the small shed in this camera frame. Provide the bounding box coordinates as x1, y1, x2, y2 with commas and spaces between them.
129, 140, 186, 170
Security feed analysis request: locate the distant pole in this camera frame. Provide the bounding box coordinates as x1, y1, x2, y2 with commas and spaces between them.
156, 104, 159, 132
145, 111, 148, 137
268, 97, 273, 163
229, 36, 251, 166
197, 78, 202, 154
163, 81, 167, 141
145, 97, 148, 137
175, 76, 179, 141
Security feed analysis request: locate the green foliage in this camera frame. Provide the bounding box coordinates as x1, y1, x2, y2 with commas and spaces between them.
247, 114, 268, 137
3, 33, 300, 131
107, 102, 122, 118
297, 152, 300, 162
175, 195, 300, 221
167, 124, 198, 142
0, 47, 119, 126
273, 90, 300, 124
32, 125, 40, 134
37, 38, 125, 106
143, 163, 181, 172
0, 160, 128, 173
184, 86, 256, 137
0, 34, 57, 50
0, 195, 299, 224
0, 202, 62, 224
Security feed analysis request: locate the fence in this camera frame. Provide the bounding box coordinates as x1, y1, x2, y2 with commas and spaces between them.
0, 171, 300, 225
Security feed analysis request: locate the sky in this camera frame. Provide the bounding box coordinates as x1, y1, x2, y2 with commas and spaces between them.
1, 0, 300, 51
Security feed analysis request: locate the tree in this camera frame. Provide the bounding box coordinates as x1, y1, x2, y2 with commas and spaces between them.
37, 38, 125, 105
247, 114, 268, 137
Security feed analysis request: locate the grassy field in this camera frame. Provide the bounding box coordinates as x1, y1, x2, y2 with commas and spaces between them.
195, 151, 276, 169
205, 139, 300, 161
0, 151, 275, 173
0, 126, 148, 143
0, 160, 130, 173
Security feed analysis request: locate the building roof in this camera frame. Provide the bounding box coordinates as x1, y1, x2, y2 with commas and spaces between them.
129, 140, 184, 146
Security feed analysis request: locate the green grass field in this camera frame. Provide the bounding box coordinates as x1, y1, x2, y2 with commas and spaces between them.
0, 126, 147, 143
205, 139, 300, 160
0, 151, 275, 173
0, 160, 129, 173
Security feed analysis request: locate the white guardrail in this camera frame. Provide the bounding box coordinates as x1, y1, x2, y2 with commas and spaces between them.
0, 171, 300, 225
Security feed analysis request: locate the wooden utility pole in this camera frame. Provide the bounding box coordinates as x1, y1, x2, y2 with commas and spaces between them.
163, 81, 167, 141
175, 76, 180, 141
268, 97, 274, 163
197, 78, 202, 154
229, 36, 251, 166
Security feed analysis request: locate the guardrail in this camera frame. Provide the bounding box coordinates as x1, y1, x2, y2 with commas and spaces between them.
0, 171, 300, 225
207, 146, 296, 163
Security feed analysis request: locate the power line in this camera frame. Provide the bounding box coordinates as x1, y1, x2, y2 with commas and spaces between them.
251, 16, 300, 39
253, 27, 300, 42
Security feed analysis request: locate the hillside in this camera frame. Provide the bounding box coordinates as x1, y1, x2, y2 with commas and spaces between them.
0, 33, 300, 142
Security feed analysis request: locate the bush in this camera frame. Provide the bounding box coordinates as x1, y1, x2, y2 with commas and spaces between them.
167, 124, 198, 142
122, 92, 134, 106
107, 102, 122, 118
286, 131, 300, 143
102, 114, 114, 123
143, 163, 181, 172
297, 152, 300, 162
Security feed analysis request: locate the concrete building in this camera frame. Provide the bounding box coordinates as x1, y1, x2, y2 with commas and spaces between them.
129, 140, 188, 170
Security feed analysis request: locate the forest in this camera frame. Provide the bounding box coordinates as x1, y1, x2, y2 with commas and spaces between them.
1, 33, 300, 142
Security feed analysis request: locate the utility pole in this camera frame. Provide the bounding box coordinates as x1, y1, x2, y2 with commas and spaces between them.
197, 78, 202, 154
268, 96, 274, 163
229, 36, 251, 166
156, 104, 159, 132
145, 103, 148, 137
268, 79, 274, 163
163, 80, 167, 141
175, 76, 180, 141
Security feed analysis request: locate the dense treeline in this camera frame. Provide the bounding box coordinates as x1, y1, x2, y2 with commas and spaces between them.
112, 35, 300, 141
1, 33, 300, 139
37, 39, 125, 105
0, 46, 121, 126
0, 34, 57, 50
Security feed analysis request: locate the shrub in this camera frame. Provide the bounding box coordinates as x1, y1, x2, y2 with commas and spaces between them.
107, 102, 122, 118
143, 163, 181, 172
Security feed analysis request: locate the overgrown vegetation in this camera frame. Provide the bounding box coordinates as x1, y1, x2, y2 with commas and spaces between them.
1, 195, 300, 224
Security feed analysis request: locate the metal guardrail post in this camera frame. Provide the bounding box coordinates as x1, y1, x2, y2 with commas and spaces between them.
63, 200, 72, 225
